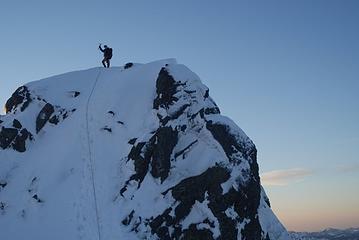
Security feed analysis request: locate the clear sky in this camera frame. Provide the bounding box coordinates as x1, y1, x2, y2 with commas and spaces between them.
1, 0, 358, 232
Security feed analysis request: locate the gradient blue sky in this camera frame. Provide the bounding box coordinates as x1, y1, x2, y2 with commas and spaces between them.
1, 0, 358, 231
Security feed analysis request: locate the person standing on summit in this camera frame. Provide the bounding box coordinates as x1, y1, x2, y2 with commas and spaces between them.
98, 44, 113, 68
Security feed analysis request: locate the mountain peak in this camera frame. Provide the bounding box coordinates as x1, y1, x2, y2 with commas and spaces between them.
0, 60, 290, 239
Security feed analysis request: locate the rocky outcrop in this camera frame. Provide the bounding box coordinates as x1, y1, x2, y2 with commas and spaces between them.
0, 127, 18, 149
124, 62, 134, 69
150, 127, 178, 182
0, 126, 33, 152
121, 126, 178, 194
119, 65, 283, 240
36, 103, 76, 133
1, 86, 76, 152
5, 86, 32, 114
149, 166, 231, 240
153, 68, 179, 109
36, 103, 55, 133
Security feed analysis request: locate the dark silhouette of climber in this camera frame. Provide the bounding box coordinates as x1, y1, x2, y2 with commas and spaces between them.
98, 44, 113, 68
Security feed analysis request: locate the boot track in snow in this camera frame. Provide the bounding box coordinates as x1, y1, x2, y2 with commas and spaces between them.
85, 68, 102, 240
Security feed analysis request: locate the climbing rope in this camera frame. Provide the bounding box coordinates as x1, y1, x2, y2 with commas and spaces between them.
85, 68, 102, 240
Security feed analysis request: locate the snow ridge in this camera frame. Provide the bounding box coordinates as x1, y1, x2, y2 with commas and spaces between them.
0, 59, 290, 240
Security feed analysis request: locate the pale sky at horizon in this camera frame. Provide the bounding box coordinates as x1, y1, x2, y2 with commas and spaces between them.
1, 0, 358, 232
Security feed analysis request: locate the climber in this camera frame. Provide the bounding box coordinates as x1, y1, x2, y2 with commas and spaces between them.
98, 44, 113, 68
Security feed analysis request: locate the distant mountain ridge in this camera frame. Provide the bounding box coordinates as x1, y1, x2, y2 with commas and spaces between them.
291, 227, 359, 240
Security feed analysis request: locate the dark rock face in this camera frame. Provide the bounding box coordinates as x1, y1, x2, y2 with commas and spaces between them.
149, 166, 231, 239
35, 103, 74, 133
206, 121, 262, 240
5, 86, 32, 113
0, 127, 33, 152
153, 68, 178, 109
0, 180, 7, 188
150, 127, 178, 182
206, 121, 248, 163
12, 119, 22, 129
126, 141, 149, 187
36, 103, 55, 133
1, 86, 75, 152
119, 65, 278, 240
12, 129, 33, 152
73, 91, 80, 97
0, 127, 18, 149
128, 138, 137, 145
122, 68, 181, 194
182, 224, 215, 240
121, 126, 178, 194
124, 62, 134, 69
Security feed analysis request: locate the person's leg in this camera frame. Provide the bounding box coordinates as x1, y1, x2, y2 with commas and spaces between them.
102, 58, 106, 68
106, 59, 110, 68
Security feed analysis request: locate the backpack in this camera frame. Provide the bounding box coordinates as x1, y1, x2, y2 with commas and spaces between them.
105, 48, 113, 59
108, 48, 113, 59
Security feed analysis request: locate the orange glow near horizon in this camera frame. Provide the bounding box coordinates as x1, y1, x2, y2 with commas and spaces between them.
273, 205, 359, 232
264, 178, 359, 232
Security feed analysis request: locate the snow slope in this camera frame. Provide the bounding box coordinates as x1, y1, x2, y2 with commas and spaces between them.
0, 59, 291, 240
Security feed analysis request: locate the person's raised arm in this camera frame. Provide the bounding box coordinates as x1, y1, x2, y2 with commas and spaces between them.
99, 44, 104, 52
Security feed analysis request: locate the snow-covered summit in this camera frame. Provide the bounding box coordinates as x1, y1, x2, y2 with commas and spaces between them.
0, 59, 290, 239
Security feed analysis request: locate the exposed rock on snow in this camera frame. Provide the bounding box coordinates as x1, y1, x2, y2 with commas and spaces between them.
36, 103, 55, 133
0, 59, 290, 240
5, 86, 32, 114
0, 126, 33, 152
124, 62, 134, 69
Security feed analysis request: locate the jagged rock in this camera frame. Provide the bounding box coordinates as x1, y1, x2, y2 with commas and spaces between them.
101, 126, 112, 132
12, 119, 22, 129
204, 107, 220, 115
125, 141, 148, 186
182, 224, 215, 240
32, 194, 43, 203
73, 91, 80, 97
48, 115, 60, 125
128, 138, 137, 145
153, 68, 178, 109
124, 62, 134, 69
0, 126, 33, 152
0, 180, 7, 188
123, 126, 178, 190
0, 127, 18, 149
5, 86, 32, 113
264, 194, 271, 208
150, 127, 178, 182
12, 129, 32, 152
36, 103, 54, 133
0, 201, 6, 211
205, 121, 262, 239
122, 210, 135, 226
124, 126, 178, 188
149, 166, 231, 239
206, 121, 249, 162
